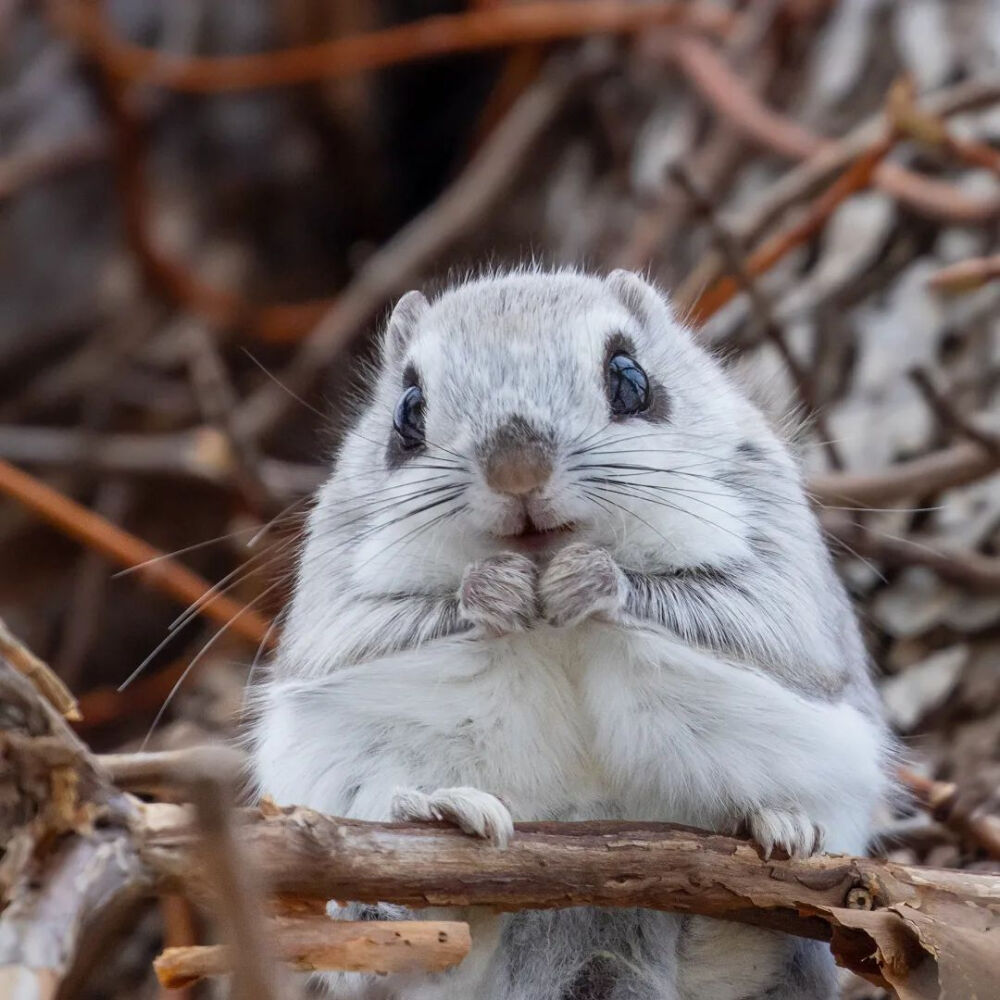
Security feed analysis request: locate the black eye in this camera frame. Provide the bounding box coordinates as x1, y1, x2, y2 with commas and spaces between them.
607, 352, 650, 416
393, 385, 425, 450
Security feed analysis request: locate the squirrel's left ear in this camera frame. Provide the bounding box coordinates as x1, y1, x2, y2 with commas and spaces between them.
383, 290, 429, 365
604, 270, 673, 330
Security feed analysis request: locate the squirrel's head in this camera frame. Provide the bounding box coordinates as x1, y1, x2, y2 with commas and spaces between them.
324, 268, 797, 590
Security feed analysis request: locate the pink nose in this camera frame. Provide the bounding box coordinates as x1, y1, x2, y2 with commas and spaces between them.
485, 447, 553, 496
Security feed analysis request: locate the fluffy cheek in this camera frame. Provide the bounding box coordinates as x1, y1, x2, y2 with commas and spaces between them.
352, 515, 472, 591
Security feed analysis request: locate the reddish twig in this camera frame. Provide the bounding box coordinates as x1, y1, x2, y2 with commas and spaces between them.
659, 36, 1000, 223
234, 57, 584, 439
669, 163, 843, 468
158, 895, 197, 1000
52, 1, 731, 92
99, 80, 334, 343
0, 459, 273, 646
674, 75, 1000, 315
686, 134, 893, 324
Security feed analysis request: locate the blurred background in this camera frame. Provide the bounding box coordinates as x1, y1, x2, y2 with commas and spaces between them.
1, 1, 999, 996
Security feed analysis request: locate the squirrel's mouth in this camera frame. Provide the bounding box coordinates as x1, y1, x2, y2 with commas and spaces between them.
497, 518, 576, 553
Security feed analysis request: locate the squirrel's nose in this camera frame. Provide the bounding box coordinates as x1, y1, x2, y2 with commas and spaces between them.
480, 417, 554, 496
485, 447, 553, 495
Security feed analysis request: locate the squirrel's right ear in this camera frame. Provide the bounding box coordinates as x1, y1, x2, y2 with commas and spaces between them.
604, 270, 673, 329
384, 290, 429, 365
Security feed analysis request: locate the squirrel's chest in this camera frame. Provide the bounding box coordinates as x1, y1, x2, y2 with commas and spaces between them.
452, 626, 651, 819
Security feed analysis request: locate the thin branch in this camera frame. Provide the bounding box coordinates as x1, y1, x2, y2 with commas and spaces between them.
676, 75, 1000, 313
99, 746, 244, 798
0, 129, 107, 202
0, 615, 80, 720
0, 423, 323, 495
154, 917, 471, 988
908, 366, 1000, 457
898, 768, 1000, 861
807, 440, 1000, 508
928, 254, 1000, 294
53, 1, 731, 93
136, 800, 1000, 997
658, 36, 999, 224
188, 771, 281, 1000
683, 132, 893, 324
0, 458, 273, 646
234, 56, 587, 440
669, 163, 844, 468
824, 520, 1000, 592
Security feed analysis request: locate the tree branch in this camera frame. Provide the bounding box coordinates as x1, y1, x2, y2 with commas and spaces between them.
808, 441, 1000, 508
154, 917, 471, 988
133, 801, 1000, 998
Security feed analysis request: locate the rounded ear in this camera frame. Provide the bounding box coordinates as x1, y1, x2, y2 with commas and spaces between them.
604, 270, 672, 329
383, 290, 429, 365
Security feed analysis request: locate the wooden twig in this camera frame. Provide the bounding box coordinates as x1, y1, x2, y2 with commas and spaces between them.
677, 75, 1000, 313
888, 75, 1000, 179
684, 132, 893, 324
234, 56, 586, 439
0, 458, 273, 646
135, 801, 1000, 997
188, 770, 281, 1000
928, 254, 1000, 294
659, 37, 998, 225
669, 163, 843, 468
824, 520, 1000, 592
98, 746, 244, 798
0, 129, 107, 202
0, 616, 80, 720
899, 768, 1000, 860
0, 424, 322, 496
53, 0, 731, 92
807, 441, 1000, 508
154, 917, 471, 988
909, 366, 1000, 457
158, 895, 196, 1000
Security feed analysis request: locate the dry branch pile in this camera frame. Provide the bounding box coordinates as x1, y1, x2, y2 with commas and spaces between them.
1, 1, 1000, 998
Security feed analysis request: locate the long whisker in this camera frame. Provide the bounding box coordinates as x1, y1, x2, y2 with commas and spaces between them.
356, 496, 467, 567
582, 476, 762, 534
586, 481, 752, 547
243, 349, 327, 420
141, 581, 282, 749
167, 535, 298, 635
112, 501, 307, 578
581, 486, 679, 551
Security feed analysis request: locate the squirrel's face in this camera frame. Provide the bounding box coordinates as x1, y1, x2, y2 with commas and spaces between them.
341, 270, 774, 582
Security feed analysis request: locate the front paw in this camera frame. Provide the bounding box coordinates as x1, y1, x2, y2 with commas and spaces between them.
744, 807, 825, 859
539, 543, 626, 627
391, 786, 514, 848
459, 553, 538, 636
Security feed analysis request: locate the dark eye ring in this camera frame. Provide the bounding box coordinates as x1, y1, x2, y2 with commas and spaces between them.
393, 385, 425, 450
607, 352, 650, 416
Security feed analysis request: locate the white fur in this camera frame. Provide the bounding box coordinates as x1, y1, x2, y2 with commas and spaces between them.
250, 268, 890, 999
